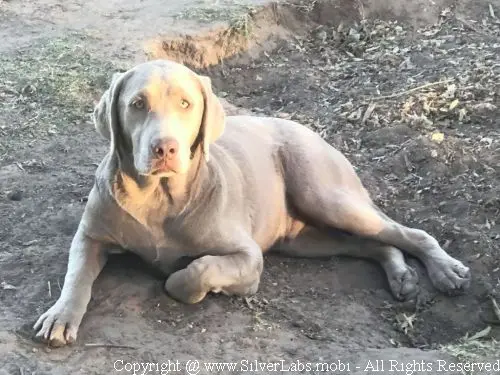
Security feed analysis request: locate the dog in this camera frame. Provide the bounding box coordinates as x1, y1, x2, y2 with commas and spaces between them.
34, 59, 471, 347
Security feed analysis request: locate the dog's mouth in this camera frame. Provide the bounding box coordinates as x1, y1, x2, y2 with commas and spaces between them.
150, 159, 177, 175
137, 159, 179, 177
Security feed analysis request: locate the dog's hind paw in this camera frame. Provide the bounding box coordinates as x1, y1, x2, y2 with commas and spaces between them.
388, 266, 419, 301
427, 257, 471, 295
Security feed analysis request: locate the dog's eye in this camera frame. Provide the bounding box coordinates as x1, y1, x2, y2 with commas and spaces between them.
132, 98, 145, 110
180, 99, 190, 109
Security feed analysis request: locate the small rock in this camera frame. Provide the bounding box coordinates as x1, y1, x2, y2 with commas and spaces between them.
1, 281, 17, 290
21, 84, 37, 96
7, 190, 23, 201
430, 132, 444, 144
277, 112, 291, 119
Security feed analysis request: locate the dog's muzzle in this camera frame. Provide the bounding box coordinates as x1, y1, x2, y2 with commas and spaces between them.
150, 137, 180, 174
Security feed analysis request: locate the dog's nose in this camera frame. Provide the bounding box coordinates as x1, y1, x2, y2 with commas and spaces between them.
152, 138, 179, 160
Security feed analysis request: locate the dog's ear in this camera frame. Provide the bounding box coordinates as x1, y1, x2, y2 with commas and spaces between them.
93, 72, 125, 143
198, 75, 225, 162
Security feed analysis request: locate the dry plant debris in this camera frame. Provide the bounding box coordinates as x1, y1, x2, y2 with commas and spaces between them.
0, 35, 114, 159
210, 4, 500, 355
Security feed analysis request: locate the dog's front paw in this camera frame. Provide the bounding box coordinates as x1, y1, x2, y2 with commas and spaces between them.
427, 256, 471, 295
33, 299, 85, 347
165, 267, 208, 304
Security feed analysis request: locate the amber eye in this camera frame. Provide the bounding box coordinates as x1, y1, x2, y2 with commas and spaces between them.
180, 99, 190, 109
132, 98, 145, 109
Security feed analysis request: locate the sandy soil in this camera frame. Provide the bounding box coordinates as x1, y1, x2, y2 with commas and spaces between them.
0, 0, 499, 374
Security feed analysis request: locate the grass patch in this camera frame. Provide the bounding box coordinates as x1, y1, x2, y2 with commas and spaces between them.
441, 326, 499, 373
174, 0, 256, 24
0, 33, 115, 156
227, 11, 254, 38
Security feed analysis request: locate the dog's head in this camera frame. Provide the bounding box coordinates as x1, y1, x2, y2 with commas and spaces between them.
93, 60, 225, 177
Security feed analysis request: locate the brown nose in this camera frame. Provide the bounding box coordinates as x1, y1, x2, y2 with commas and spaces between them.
152, 137, 179, 160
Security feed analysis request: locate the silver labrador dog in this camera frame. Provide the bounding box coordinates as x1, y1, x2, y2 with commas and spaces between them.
34, 60, 471, 347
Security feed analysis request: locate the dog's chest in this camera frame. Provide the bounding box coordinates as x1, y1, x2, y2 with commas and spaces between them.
114, 213, 200, 271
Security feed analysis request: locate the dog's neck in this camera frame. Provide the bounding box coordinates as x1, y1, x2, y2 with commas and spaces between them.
111, 145, 210, 227
162, 145, 208, 207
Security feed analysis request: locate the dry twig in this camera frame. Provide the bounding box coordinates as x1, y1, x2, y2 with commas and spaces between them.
84, 343, 137, 350
370, 78, 454, 101
491, 297, 500, 322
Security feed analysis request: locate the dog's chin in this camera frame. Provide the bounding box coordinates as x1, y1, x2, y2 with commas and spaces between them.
136, 160, 185, 178
137, 167, 175, 178
152, 169, 177, 178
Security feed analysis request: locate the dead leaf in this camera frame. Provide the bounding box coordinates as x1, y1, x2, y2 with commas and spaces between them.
491, 297, 500, 322
467, 326, 491, 341
347, 108, 363, 121
458, 108, 467, 121
444, 83, 457, 98
472, 103, 497, 112
489, 3, 497, 18
244, 297, 254, 310
361, 103, 376, 124
396, 313, 416, 334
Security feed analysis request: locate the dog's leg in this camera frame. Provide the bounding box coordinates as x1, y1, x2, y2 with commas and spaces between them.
290, 190, 470, 295
276, 225, 419, 301
33, 229, 107, 347
164, 236, 263, 304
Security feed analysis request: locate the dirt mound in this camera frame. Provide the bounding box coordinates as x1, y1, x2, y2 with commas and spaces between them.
147, 0, 495, 69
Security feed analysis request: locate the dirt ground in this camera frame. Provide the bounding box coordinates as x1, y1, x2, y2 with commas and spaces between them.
0, 0, 499, 374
